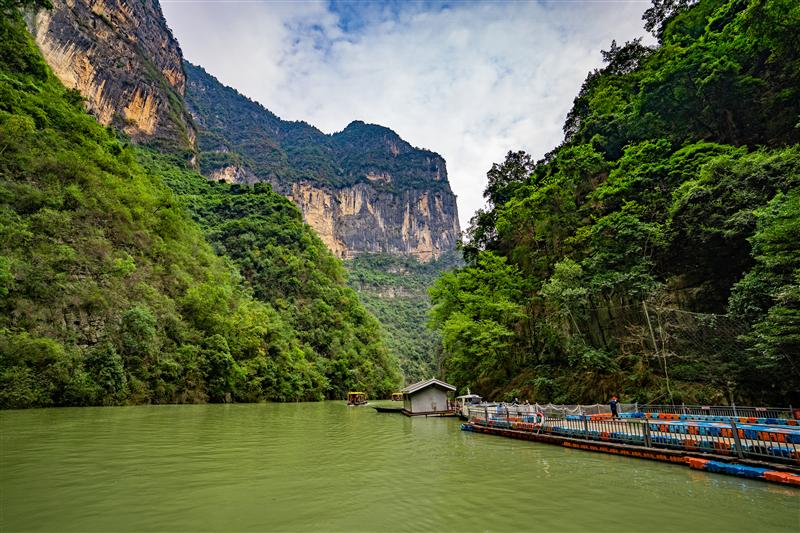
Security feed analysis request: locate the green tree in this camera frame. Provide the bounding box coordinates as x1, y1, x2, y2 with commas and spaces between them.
85, 343, 127, 402
430, 252, 525, 391
119, 306, 157, 371
729, 191, 800, 402
430, 0, 800, 404
201, 334, 241, 402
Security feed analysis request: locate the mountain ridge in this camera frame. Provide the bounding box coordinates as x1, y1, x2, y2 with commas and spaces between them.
24, 0, 461, 262
183, 60, 461, 261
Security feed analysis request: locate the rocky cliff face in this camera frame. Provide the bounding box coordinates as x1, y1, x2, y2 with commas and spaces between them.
279, 182, 460, 262
184, 62, 461, 261
26, 0, 195, 151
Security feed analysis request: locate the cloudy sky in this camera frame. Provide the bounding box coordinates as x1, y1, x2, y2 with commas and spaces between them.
161, 0, 653, 229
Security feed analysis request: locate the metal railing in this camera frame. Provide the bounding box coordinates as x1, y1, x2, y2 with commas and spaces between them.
465, 406, 800, 466
532, 403, 641, 418
639, 404, 793, 420
486, 402, 797, 421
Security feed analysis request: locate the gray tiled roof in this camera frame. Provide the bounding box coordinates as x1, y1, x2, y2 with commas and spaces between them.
401, 378, 456, 394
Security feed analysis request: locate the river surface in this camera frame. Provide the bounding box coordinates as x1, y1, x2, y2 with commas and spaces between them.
1, 402, 797, 532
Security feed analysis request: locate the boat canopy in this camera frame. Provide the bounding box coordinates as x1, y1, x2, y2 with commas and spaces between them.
347, 391, 367, 404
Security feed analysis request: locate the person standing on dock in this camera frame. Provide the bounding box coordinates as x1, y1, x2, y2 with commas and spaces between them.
609, 396, 619, 419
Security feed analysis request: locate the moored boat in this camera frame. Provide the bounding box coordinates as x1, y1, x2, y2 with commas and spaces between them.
347, 391, 368, 406
455, 390, 483, 420
373, 405, 404, 413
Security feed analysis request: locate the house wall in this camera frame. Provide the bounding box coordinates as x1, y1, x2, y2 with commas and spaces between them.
409, 387, 448, 413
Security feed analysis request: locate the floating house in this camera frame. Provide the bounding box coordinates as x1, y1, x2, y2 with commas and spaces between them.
401, 378, 456, 416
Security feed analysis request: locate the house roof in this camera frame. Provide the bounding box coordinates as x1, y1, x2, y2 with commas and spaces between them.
401, 378, 456, 394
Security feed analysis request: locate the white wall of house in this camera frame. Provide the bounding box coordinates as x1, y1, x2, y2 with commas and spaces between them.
408, 387, 448, 413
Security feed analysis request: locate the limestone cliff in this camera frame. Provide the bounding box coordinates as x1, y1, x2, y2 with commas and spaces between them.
279, 182, 460, 262
184, 62, 461, 261
26, 0, 195, 151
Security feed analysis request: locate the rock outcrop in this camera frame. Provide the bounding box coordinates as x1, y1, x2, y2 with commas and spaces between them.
184, 62, 461, 261
280, 182, 460, 261
26, 0, 195, 151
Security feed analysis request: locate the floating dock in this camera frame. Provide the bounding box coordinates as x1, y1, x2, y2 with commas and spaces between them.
460, 405, 800, 487
373, 405, 456, 417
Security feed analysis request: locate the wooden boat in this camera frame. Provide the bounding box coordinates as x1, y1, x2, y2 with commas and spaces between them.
373, 406, 404, 413
347, 391, 368, 406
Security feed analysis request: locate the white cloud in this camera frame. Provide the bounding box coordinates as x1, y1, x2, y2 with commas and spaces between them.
161, 0, 654, 230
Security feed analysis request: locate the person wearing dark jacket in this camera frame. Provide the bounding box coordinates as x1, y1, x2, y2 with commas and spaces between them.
609, 396, 619, 418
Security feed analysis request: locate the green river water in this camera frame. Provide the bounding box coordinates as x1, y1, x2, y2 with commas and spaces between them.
1, 402, 797, 532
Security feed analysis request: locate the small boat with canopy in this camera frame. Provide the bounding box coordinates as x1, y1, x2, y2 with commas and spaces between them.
347, 391, 368, 406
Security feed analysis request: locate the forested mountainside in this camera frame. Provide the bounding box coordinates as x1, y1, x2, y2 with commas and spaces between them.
346, 252, 463, 383
183, 56, 462, 377
141, 152, 400, 399
17, 0, 462, 392
184, 61, 449, 191
0, 8, 398, 408
431, 0, 800, 405
184, 62, 461, 261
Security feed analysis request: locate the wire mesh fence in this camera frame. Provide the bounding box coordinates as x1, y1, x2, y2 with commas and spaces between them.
481, 402, 796, 420
562, 299, 760, 404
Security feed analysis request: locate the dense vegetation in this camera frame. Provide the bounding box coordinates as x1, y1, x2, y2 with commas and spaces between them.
430, 0, 800, 405
144, 152, 401, 398
346, 252, 462, 383
0, 10, 398, 408
184, 62, 451, 191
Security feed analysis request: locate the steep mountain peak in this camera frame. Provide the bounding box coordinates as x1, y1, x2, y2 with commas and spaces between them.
343, 119, 368, 129
183, 64, 461, 261
183, 61, 283, 128
339, 120, 393, 137
333, 120, 411, 158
